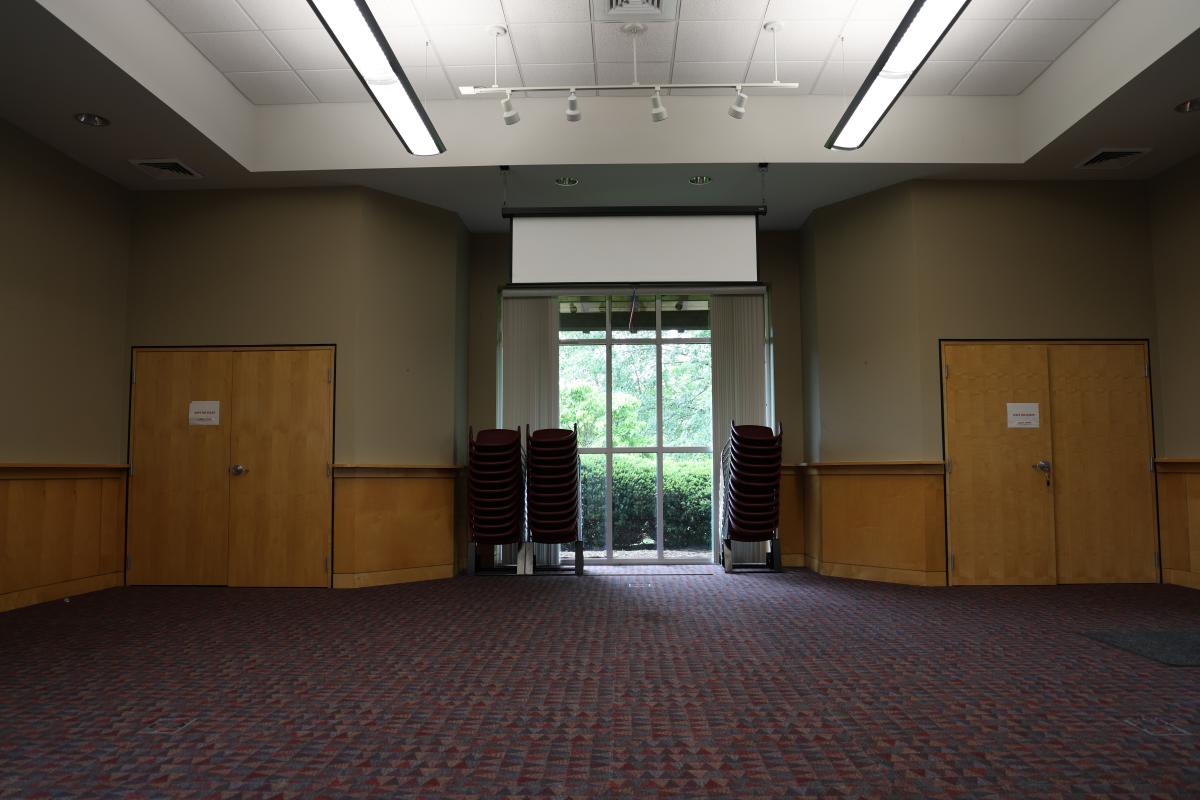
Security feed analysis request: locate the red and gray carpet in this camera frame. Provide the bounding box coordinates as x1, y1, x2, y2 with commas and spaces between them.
1, 570, 1198, 798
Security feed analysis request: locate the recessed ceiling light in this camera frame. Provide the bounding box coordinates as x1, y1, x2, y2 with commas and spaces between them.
554, 177, 580, 187
689, 175, 712, 186
1175, 97, 1200, 114
74, 112, 110, 127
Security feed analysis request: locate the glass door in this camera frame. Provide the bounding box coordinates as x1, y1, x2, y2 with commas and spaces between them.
557, 294, 713, 563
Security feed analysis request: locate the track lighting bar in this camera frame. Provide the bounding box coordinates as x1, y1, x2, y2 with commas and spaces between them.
460, 82, 800, 96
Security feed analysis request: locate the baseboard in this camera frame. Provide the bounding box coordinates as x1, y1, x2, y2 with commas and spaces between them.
820, 561, 947, 587
0, 572, 124, 613
805, 555, 821, 572
333, 564, 454, 589
782, 554, 806, 568
1164, 569, 1200, 591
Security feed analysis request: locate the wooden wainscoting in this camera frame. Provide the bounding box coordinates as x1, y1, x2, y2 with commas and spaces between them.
1157, 459, 1200, 591
778, 465, 806, 567
806, 462, 947, 587
0, 464, 127, 612
332, 465, 459, 588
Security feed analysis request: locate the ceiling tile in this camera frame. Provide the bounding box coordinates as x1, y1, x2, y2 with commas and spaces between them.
960, 0, 1027, 18
265, 29, 347, 70
596, 61, 671, 93
983, 18, 1091, 61
839, 19, 898, 62
412, 0, 504, 26
382, 27, 438, 66
745, 60, 822, 92
367, 0, 423, 27
226, 70, 318, 103
445, 64, 522, 95
403, 68, 458, 101
502, 0, 591, 23
1018, 0, 1116, 19
931, 19, 1008, 60
235, 0, 321, 30
148, 0, 255, 33
510, 22, 594, 63
850, 0, 911, 20
680, 0, 769, 20
903, 60, 973, 94
811, 60, 872, 94
676, 20, 762, 62
764, 0, 854, 19
953, 60, 1049, 94
672, 61, 748, 83
520, 62, 597, 92
750, 18, 840, 60
427, 26, 518, 66
296, 68, 369, 101
593, 21, 677, 62
187, 31, 290, 72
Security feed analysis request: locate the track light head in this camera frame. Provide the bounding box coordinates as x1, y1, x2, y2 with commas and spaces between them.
501, 93, 520, 126
565, 90, 581, 122
728, 90, 748, 120
650, 89, 668, 123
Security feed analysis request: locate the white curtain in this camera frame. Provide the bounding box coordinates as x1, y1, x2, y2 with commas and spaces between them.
500, 297, 561, 566
711, 294, 772, 564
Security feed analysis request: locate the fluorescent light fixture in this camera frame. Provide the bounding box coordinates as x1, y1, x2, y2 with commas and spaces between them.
826, 0, 970, 151
307, 0, 444, 156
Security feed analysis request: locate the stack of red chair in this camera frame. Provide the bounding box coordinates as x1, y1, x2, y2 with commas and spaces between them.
467, 427, 524, 573
525, 425, 583, 575
720, 422, 783, 572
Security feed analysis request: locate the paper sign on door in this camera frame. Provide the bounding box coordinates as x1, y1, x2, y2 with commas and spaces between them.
188, 400, 220, 426
1006, 402, 1040, 429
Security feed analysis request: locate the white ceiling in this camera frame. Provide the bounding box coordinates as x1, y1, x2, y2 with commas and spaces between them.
146, 0, 1116, 106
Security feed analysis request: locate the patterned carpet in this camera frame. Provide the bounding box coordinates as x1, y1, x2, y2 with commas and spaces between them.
1, 571, 1198, 798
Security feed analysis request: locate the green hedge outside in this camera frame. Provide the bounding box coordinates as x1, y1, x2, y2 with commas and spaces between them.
579, 457, 713, 551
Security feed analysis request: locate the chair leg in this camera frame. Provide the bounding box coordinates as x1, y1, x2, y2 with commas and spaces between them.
771, 537, 783, 573
517, 542, 530, 575
467, 541, 477, 576
574, 541, 584, 576
722, 538, 734, 574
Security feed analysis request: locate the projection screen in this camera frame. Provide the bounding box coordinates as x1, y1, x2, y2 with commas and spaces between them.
511, 215, 758, 284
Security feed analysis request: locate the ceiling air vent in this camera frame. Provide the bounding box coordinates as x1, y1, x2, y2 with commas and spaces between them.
1075, 148, 1151, 170
594, 0, 677, 21
129, 159, 202, 180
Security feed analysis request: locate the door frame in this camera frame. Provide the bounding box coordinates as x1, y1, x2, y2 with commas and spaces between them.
937, 338, 1160, 585
125, 344, 337, 587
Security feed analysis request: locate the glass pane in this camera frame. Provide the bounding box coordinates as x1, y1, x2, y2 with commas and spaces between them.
612, 295, 655, 339
661, 296, 710, 339
612, 453, 657, 558
662, 343, 712, 447
571, 453, 607, 559
663, 453, 713, 559
611, 345, 657, 447
559, 344, 607, 448
558, 296, 607, 340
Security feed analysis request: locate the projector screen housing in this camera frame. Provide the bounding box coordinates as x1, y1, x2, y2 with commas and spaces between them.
511, 215, 758, 285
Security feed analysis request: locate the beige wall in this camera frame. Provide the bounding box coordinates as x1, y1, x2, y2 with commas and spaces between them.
803, 180, 1158, 461
129, 187, 467, 464
758, 232, 804, 463
0, 120, 130, 463
1150, 154, 1200, 456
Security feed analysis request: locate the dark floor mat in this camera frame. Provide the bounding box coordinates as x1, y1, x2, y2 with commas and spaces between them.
1084, 630, 1200, 666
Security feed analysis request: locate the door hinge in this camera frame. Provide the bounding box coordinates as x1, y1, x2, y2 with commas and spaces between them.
946, 458, 953, 474
943, 363, 949, 379
129, 465, 135, 477
1150, 457, 1155, 473
326, 463, 333, 478
326, 367, 333, 384
949, 553, 955, 571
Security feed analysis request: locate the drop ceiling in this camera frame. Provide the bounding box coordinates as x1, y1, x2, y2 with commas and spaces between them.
148, 0, 1116, 106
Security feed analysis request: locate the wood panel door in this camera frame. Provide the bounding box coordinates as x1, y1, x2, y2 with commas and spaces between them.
944, 344, 1057, 585
1049, 344, 1158, 583
227, 349, 333, 587
128, 350, 232, 585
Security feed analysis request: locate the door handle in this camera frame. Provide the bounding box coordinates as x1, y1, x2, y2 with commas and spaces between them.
1033, 459, 1050, 485
230, 464, 249, 476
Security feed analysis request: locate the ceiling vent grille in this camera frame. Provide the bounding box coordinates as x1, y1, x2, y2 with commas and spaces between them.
129, 159, 202, 180
1075, 148, 1151, 170
595, 0, 676, 21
